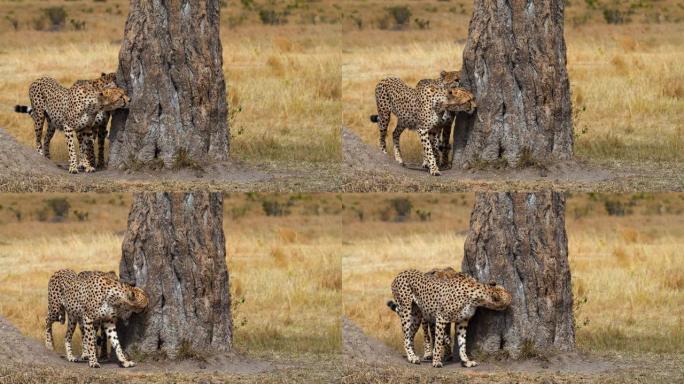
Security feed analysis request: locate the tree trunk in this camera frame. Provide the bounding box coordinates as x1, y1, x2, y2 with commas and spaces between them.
108, 0, 229, 170
461, 192, 574, 358
118, 192, 232, 358
453, 0, 573, 168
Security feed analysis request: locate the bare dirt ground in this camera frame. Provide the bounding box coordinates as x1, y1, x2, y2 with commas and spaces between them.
341, 128, 684, 192
0, 128, 342, 193
0, 315, 340, 383
342, 317, 684, 384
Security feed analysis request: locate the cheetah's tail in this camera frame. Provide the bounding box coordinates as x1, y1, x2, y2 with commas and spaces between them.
386, 300, 399, 313
14, 105, 32, 114
370, 114, 379, 123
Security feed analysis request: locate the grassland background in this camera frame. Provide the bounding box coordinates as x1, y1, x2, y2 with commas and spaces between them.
341, 193, 684, 356
341, 0, 684, 165
1, 0, 682, 168
0, 0, 341, 166
0, 193, 342, 358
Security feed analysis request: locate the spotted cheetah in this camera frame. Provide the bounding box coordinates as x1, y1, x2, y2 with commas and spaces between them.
416, 71, 462, 168
45, 269, 148, 368
14, 75, 129, 174
387, 267, 467, 361
390, 269, 511, 368
76, 270, 119, 360
32, 73, 118, 169
369, 77, 476, 175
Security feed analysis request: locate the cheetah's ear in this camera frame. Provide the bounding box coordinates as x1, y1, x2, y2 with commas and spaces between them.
488, 281, 497, 287
440, 70, 447, 79
101, 72, 107, 77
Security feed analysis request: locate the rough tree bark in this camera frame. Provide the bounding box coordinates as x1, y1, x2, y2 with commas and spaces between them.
118, 192, 232, 358
108, 0, 229, 169
461, 192, 574, 358
453, 0, 573, 168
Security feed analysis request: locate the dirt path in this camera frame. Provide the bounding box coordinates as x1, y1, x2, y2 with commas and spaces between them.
342, 317, 684, 383
342, 128, 684, 192
0, 315, 343, 383
0, 315, 272, 374
0, 127, 341, 193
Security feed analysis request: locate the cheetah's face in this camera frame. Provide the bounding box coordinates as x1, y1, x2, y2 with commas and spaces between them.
426, 267, 461, 279
126, 286, 149, 313
439, 70, 461, 89
444, 87, 476, 114
480, 284, 512, 311
98, 88, 130, 111
99, 72, 117, 88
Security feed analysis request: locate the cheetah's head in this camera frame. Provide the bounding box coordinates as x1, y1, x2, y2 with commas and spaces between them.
439, 70, 461, 89
426, 267, 464, 280
91, 72, 117, 89
117, 285, 149, 314
444, 87, 477, 114
98, 87, 130, 111
479, 282, 512, 311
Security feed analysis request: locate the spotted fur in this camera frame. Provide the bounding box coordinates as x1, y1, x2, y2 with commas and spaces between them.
389, 269, 511, 368
45, 269, 148, 368
415, 71, 462, 168
369, 76, 476, 175
14, 74, 128, 174
387, 267, 467, 361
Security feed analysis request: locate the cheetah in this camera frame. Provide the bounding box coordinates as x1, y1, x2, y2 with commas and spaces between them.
369, 77, 476, 175
390, 269, 511, 368
387, 267, 467, 361
76, 270, 119, 360
45, 269, 148, 368
416, 71, 462, 168
32, 73, 118, 169
14, 75, 129, 174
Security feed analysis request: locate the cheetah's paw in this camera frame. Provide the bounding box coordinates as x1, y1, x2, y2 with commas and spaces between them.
432, 360, 444, 368
121, 360, 136, 368
462, 360, 478, 368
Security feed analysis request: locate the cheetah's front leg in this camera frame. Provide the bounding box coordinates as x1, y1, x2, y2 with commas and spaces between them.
432, 320, 447, 368
104, 321, 136, 367
63, 125, 79, 174
96, 117, 109, 169
418, 126, 440, 176
77, 131, 96, 173
457, 320, 478, 367
421, 319, 433, 360
82, 318, 101, 368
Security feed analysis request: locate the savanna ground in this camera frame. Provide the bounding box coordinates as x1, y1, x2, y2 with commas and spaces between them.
0, 193, 341, 383
0, 0, 341, 192
342, 193, 684, 382
341, 0, 684, 192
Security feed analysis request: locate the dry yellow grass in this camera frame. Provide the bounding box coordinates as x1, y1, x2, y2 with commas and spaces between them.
0, 193, 342, 358
342, 193, 684, 355
0, 0, 340, 166
341, 1, 684, 165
